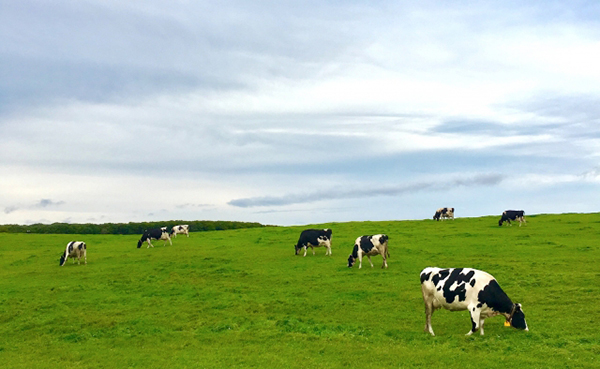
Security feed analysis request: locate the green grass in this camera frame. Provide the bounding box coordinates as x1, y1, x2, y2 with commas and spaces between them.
1, 213, 599, 368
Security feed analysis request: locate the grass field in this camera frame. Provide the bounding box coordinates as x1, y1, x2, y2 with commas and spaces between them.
1, 213, 599, 368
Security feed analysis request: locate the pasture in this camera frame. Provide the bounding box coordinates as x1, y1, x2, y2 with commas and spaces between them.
1, 213, 599, 368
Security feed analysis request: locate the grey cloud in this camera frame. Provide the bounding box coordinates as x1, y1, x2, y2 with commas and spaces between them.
4, 206, 18, 214
580, 167, 600, 179
229, 173, 505, 208
34, 199, 65, 208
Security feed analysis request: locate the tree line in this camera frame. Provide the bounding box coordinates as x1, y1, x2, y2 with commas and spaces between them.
0, 220, 266, 235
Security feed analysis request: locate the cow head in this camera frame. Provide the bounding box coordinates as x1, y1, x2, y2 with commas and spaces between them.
498, 214, 507, 226
509, 303, 528, 330
137, 239, 143, 248
294, 244, 302, 255
59, 252, 67, 266
347, 254, 356, 268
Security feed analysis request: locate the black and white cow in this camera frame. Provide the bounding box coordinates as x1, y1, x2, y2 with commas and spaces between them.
170, 224, 189, 238
499, 210, 526, 226
294, 229, 332, 256
433, 207, 455, 221
347, 234, 389, 269
420, 267, 528, 336
137, 228, 172, 248
59, 241, 87, 266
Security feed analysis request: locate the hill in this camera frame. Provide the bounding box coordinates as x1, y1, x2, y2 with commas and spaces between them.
0, 213, 598, 367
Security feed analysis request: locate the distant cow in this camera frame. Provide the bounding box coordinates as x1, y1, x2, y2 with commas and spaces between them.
433, 207, 454, 221
59, 241, 87, 266
294, 229, 332, 256
499, 210, 526, 226
420, 267, 528, 336
347, 234, 389, 269
170, 224, 189, 238
137, 228, 172, 248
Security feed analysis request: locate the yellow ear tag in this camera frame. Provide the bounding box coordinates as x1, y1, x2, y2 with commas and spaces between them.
504, 321, 511, 327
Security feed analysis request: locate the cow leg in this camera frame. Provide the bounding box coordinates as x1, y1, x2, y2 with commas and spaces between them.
367, 256, 374, 268
423, 299, 435, 336
312, 246, 316, 256
147, 240, 154, 248
358, 253, 363, 269
467, 307, 482, 336
326, 245, 332, 256
479, 318, 486, 335
382, 255, 388, 269
303, 246, 308, 257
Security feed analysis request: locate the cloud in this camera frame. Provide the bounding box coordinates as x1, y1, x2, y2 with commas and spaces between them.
175, 203, 214, 209
228, 173, 505, 208
34, 199, 65, 208
4, 206, 18, 214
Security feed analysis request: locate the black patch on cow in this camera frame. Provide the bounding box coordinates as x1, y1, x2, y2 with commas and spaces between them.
378, 234, 388, 245
420, 271, 432, 284
470, 317, 477, 333
359, 236, 376, 254
441, 268, 475, 304
470, 279, 476, 287
476, 280, 513, 314
67, 242, 74, 254
432, 269, 450, 286
351, 244, 359, 259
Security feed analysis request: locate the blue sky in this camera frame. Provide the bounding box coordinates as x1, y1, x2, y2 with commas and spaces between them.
1, 0, 599, 225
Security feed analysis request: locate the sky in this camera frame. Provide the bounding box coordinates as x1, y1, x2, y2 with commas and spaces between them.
1, 0, 599, 226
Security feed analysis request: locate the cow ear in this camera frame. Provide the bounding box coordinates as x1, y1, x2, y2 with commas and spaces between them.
515, 303, 522, 311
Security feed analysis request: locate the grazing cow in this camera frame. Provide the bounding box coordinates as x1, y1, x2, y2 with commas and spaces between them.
137, 228, 172, 248
347, 234, 390, 269
170, 224, 190, 238
499, 210, 526, 226
59, 241, 87, 266
294, 229, 333, 256
433, 207, 455, 221
420, 267, 528, 336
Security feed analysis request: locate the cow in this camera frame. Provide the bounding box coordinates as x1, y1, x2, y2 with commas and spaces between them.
137, 228, 172, 248
420, 267, 528, 336
433, 207, 454, 221
170, 224, 189, 238
347, 234, 390, 269
59, 241, 87, 266
294, 228, 332, 256
499, 210, 526, 226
